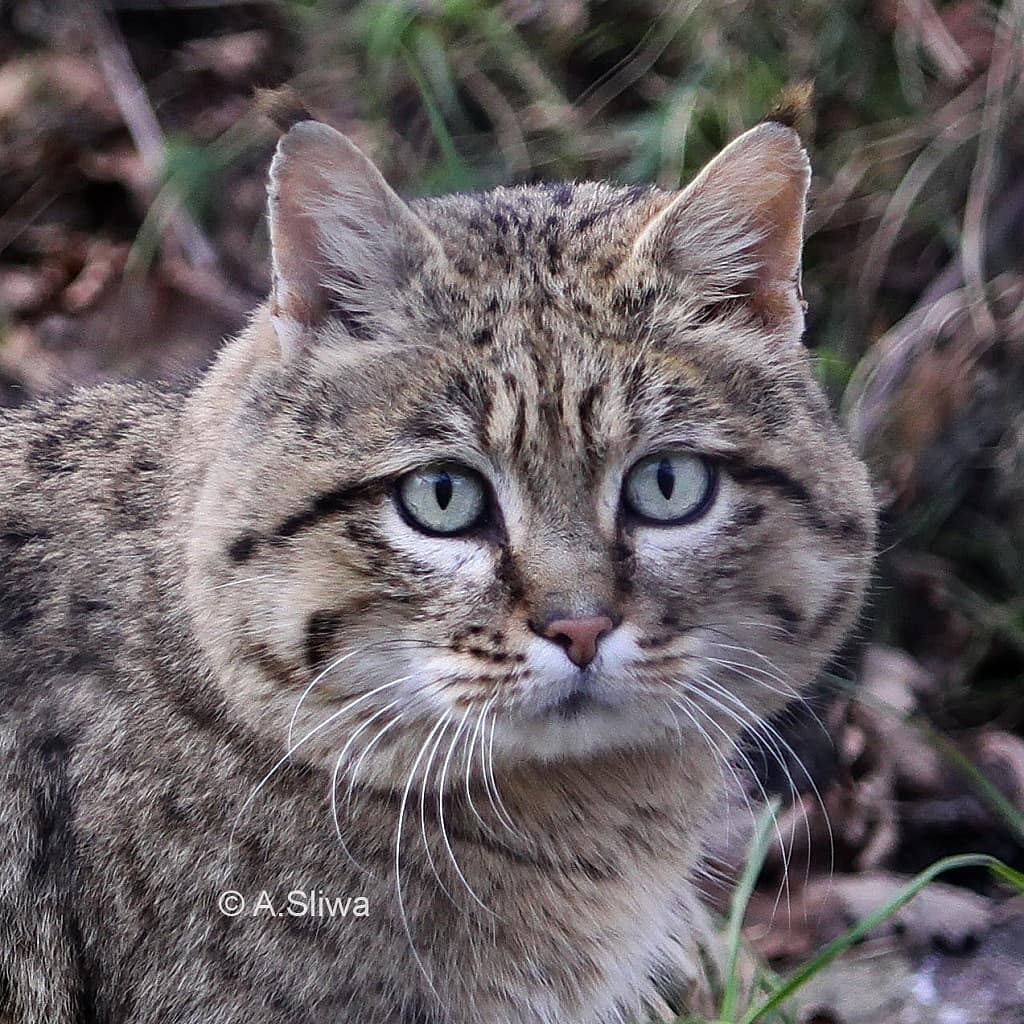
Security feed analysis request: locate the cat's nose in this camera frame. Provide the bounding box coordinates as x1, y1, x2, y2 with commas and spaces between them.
535, 614, 616, 668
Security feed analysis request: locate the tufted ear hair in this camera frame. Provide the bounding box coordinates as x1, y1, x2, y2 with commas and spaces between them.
267, 121, 445, 357
633, 121, 811, 342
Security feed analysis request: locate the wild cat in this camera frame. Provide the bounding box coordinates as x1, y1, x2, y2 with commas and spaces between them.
0, 111, 874, 1024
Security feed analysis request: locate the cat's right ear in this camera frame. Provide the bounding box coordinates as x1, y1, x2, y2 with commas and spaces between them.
632, 121, 810, 344
267, 121, 444, 357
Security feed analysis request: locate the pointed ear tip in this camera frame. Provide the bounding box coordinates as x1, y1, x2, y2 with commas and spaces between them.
274, 120, 353, 160
735, 122, 811, 180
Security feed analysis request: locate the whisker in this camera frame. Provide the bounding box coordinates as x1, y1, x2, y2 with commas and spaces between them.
212, 573, 280, 590
343, 712, 404, 816
329, 698, 401, 879
394, 716, 448, 1000
693, 670, 833, 875
226, 677, 407, 866
437, 708, 499, 919
419, 713, 459, 905
680, 682, 793, 920
664, 694, 748, 818
485, 706, 523, 839
463, 699, 501, 840
286, 638, 434, 753
690, 673, 806, 888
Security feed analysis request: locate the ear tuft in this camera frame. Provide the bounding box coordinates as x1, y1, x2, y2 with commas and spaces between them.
762, 82, 814, 137
634, 121, 811, 341
267, 121, 442, 357
255, 86, 315, 134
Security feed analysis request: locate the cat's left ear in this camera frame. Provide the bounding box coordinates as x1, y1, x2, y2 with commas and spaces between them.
267, 121, 445, 357
633, 121, 810, 342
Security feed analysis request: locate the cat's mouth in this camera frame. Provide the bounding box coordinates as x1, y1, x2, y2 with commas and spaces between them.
537, 672, 620, 720
548, 688, 599, 719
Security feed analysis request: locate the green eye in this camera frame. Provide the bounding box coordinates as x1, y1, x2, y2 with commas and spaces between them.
623, 452, 716, 524
397, 463, 488, 535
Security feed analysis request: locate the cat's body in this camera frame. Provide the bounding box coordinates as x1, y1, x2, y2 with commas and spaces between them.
0, 119, 875, 1024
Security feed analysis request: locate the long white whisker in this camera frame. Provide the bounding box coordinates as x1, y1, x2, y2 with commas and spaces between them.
463, 703, 501, 840
343, 713, 404, 815
227, 677, 406, 865
681, 683, 792, 920
329, 699, 401, 879
419, 713, 458, 904
287, 645, 409, 753
691, 671, 828, 880
485, 707, 522, 839
701, 653, 800, 702
394, 717, 448, 1000
665, 694, 750, 831
438, 708, 499, 919
212, 573, 280, 590
690, 673, 804, 887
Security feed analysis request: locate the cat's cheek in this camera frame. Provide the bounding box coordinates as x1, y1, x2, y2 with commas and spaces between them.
378, 503, 497, 583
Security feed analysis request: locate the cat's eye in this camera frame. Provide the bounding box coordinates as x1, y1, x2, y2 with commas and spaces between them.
396, 463, 488, 535
623, 452, 716, 524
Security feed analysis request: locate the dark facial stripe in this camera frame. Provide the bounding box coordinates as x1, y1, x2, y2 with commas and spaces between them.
728, 462, 868, 541
224, 481, 387, 563
273, 480, 385, 542
765, 593, 802, 633
304, 610, 344, 669
227, 530, 259, 563
577, 383, 601, 450
1, 527, 52, 547
241, 641, 304, 690
495, 547, 526, 604
807, 590, 849, 641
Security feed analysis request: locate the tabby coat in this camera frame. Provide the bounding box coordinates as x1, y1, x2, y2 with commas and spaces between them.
0, 119, 874, 1024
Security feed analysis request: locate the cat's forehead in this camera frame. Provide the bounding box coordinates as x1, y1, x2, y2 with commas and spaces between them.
412, 181, 669, 299
349, 330, 742, 495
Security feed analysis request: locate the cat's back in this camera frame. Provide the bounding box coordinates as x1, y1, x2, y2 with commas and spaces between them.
0, 384, 186, 691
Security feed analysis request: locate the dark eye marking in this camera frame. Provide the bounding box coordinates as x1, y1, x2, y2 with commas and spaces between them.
224, 480, 387, 563
765, 594, 802, 633
726, 462, 867, 541
807, 590, 849, 640
304, 610, 344, 669
274, 480, 386, 541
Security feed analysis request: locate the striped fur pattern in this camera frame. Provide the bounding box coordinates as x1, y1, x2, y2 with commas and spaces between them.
0, 121, 874, 1023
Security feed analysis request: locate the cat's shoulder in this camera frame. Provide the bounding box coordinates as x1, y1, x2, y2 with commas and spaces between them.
0, 382, 188, 497
0, 383, 190, 684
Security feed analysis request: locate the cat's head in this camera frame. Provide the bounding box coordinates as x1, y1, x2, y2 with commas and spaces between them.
183, 120, 875, 781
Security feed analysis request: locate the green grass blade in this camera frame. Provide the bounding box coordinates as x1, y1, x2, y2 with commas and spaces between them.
718, 799, 780, 1022
740, 854, 1021, 1024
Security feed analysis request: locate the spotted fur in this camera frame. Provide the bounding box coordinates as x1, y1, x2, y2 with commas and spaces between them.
0, 120, 874, 1024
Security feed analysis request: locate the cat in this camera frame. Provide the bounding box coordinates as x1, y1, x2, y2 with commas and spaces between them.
0, 113, 875, 1024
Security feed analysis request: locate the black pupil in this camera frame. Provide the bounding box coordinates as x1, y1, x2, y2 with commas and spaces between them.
656, 459, 675, 500
434, 472, 454, 510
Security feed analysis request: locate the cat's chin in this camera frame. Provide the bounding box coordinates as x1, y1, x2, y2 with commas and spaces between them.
496, 701, 678, 763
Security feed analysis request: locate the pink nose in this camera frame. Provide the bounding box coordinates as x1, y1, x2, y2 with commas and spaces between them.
540, 615, 615, 668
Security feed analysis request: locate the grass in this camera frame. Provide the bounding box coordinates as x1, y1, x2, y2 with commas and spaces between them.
683, 802, 1024, 1024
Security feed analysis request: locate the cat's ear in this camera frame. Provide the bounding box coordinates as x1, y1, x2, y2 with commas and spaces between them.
634, 122, 810, 340
267, 121, 443, 357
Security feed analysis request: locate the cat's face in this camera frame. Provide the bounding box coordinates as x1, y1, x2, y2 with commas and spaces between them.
185, 122, 875, 780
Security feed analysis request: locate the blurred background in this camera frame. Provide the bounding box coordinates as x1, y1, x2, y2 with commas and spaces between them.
1, 1, 1023, 1021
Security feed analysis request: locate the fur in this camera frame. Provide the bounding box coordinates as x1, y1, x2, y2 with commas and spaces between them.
0, 120, 875, 1023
